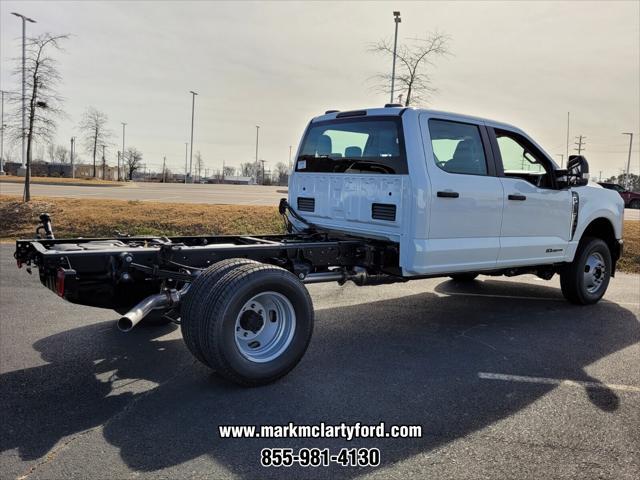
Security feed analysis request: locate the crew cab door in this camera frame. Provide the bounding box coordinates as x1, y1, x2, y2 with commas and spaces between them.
418, 116, 504, 273
488, 127, 572, 266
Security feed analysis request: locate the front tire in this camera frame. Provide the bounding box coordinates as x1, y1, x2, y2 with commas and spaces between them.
560, 237, 611, 305
630, 199, 640, 209
186, 263, 314, 386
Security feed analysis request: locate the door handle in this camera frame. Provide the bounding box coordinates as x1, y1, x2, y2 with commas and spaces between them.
437, 191, 459, 198
508, 194, 527, 201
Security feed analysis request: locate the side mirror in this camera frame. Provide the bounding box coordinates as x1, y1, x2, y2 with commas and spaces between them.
566, 155, 589, 186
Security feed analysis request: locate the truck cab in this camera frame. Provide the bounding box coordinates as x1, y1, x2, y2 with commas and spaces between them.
288, 106, 624, 278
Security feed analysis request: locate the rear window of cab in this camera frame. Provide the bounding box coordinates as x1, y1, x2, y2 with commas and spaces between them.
296, 117, 408, 174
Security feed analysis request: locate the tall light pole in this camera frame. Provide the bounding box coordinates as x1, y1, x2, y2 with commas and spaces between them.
288, 145, 293, 170
555, 154, 564, 169
70, 136, 75, 178
622, 132, 634, 189
11, 13, 36, 175
255, 125, 260, 184
0, 90, 8, 175
565, 112, 570, 164
390, 11, 401, 104
188, 90, 198, 183
120, 122, 126, 181
184, 142, 188, 184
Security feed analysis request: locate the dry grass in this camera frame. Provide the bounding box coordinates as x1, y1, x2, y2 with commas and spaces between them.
619, 220, 640, 274
1, 195, 638, 274
0, 175, 124, 186
0, 195, 284, 239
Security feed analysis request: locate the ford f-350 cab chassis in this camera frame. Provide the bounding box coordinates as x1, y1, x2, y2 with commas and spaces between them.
15, 106, 624, 386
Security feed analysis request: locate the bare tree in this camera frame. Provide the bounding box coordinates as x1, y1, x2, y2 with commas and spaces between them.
223, 165, 236, 178
273, 161, 289, 186
79, 106, 112, 177
369, 31, 451, 106
240, 162, 257, 178
47, 142, 55, 163
124, 147, 143, 180
8, 33, 68, 201
195, 151, 204, 181
55, 145, 69, 163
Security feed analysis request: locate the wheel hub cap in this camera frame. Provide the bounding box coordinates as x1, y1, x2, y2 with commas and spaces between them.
584, 252, 606, 294
234, 291, 296, 363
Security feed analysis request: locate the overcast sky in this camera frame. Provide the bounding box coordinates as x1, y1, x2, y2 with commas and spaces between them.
1, 1, 638, 178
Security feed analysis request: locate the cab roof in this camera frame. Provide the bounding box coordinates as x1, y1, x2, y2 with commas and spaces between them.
313, 106, 523, 134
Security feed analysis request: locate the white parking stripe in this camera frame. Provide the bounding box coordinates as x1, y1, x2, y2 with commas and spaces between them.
438, 290, 639, 308
478, 372, 640, 393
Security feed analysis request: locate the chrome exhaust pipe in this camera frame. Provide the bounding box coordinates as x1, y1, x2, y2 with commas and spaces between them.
117, 289, 180, 332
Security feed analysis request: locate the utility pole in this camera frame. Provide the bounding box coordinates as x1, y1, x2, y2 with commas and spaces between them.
162, 156, 166, 183
101, 144, 106, 179
11, 12, 36, 176
288, 145, 293, 170
390, 11, 401, 104
599, 171, 602, 181
555, 154, 564, 169
120, 123, 126, 182
0, 90, 7, 175
574, 135, 586, 155
184, 142, 188, 184
565, 112, 570, 164
70, 137, 75, 178
255, 125, 260, 183
188, 90, 198, 183
622, 133, 634, 190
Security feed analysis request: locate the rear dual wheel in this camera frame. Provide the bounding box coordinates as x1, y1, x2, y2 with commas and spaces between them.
181, 260, 314, 386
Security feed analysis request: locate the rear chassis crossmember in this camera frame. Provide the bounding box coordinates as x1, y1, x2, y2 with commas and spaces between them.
15, 230, 401, 312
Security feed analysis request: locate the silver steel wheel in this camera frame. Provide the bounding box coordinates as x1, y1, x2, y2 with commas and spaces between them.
584, 252, 607, 294
234, 291, 296, 363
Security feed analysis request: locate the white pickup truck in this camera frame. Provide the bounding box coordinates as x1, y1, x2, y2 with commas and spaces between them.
16, 105, 624, 386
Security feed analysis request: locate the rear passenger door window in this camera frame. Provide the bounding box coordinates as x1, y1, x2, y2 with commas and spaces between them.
428, 119, 488, 176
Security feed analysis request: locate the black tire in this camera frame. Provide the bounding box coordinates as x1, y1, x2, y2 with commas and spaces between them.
630, 199, 640, 209
181, 258, 259, 367
560, 237, 611, 305
187, 263, 314, 386
449, 273, 479, 282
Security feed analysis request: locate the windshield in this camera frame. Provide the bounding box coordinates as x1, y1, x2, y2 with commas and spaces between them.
296, 117, 407, 174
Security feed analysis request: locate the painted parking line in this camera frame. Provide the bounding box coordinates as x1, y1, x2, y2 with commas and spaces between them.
478, 372, 640, 393
436, 290, 639, 308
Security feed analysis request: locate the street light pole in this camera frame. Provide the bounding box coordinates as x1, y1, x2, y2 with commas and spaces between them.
555, 154, 564, 169
390, 11, 401, 104
622, 132, 634, 190
12, 13, 36, 175
188, 90, 198, 183
255, 125, 260, 184
70, 136, 75, 178
120, 122, 126, 181
0, 90, 7, 175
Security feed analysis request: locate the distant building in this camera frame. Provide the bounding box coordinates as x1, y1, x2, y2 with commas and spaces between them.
222, 176, 252, 185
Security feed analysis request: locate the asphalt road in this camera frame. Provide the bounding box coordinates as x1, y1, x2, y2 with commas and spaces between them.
1, 244, 639, 479
0, 182, 286, 206
1, 181, 639, 219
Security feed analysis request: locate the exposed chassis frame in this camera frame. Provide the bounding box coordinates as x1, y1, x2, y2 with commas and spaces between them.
15, 231, 401, 311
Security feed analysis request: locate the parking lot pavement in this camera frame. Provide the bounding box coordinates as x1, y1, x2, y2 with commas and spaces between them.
0, 243, 638, 479
0, 182, 285, 206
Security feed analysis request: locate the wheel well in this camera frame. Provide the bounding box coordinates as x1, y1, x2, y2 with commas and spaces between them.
580, 218, 620, 272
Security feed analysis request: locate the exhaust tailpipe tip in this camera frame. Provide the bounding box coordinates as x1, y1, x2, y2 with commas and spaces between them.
117, 316, 135, 332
